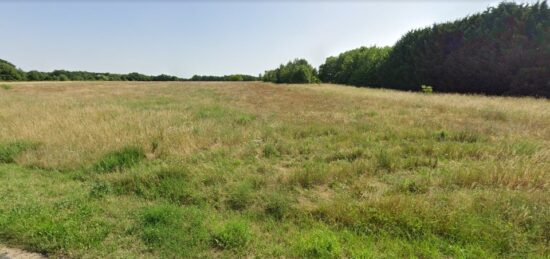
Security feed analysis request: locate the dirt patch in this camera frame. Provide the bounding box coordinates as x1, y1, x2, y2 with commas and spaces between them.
0, 246, 45, 259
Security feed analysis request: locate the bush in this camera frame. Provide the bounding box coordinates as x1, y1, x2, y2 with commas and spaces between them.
93, 146, 145, 172
421, 85, 433, 94
212, 219, 252, 250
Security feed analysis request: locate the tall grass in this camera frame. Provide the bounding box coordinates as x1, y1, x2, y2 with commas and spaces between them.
0, 81, 548, 257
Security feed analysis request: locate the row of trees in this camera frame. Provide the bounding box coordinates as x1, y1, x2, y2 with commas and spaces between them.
265, 2, 549, 97
318, 46, 391, 86
0, 60, 185, 82
262, 59, 320, 84
190, 74, 257, 81
1, 59, 258, 82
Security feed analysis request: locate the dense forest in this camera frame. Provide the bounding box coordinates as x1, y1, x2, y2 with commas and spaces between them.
268, 1, 550, 97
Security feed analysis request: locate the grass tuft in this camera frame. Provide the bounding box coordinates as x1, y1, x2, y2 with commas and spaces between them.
294, 228, 342, 258
212, 219, 252, 250
93, 146, 145, 172
0, 141, 39, 164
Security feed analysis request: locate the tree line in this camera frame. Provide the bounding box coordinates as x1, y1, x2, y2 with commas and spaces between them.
261, 59, 320, 84
190, 74, 257, 81
264, 1, 550, 97
0, 59, 257, 82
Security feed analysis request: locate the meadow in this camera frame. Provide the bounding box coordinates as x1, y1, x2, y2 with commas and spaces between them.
0, 81, 549, 258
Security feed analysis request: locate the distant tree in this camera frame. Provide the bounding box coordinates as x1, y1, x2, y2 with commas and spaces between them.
0, 59, 25, 81
262, 59, 319, 84
152, 74, 179, 81
26, 70, 47, 81
319, 46, 391, 86
190, 74, 257, 81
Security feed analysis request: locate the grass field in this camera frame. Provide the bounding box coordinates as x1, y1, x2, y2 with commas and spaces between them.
0, 81, 549, 258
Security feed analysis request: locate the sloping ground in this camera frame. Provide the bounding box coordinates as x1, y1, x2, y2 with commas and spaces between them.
0, 81, 548, 258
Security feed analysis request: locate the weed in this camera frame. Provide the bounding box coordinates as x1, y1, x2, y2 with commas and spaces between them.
1, 84, 12, 90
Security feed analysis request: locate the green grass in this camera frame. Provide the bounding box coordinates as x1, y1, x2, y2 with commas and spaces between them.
0, 141, 39, 163
92, 146, 145, 173
1, 84, 12, 90
0, 81, 548, 258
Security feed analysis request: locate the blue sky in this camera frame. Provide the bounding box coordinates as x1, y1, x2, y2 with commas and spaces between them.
0, 0, 539, 77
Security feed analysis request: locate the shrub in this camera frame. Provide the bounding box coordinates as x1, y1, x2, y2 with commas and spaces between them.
212, 219, 252, 250
93, 146, 145, 172
421, 85, 433, 94
294, 229, 342, 258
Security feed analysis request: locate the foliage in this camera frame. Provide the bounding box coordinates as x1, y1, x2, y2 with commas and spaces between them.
319, 46, 391, 86
421, 85, 433, 94
319, 1, 550, 97
0, 59, 186, 82
262, 59, 320, 84
190, 74, 258, 81
0, 59, 26, 81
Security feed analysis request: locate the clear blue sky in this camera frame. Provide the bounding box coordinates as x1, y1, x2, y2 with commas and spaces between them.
0, 0, 538, 77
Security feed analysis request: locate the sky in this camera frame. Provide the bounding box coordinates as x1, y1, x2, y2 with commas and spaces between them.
0, 0, 540, 77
